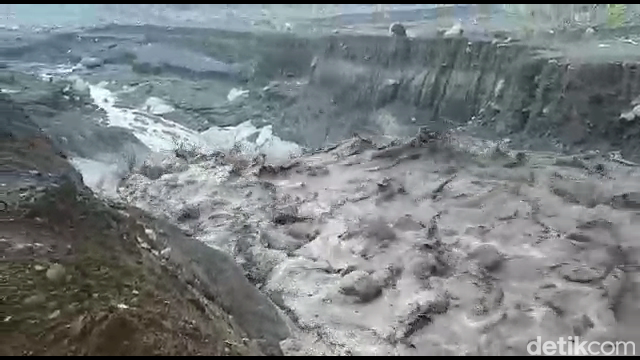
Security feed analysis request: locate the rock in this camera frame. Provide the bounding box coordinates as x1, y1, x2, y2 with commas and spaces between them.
611, 192, 640, 210
138, 239, 150, 250
23, 294, 46, 305
565, 232, 593, 243
139, 164, 166, 180
272, 205, 307, 225
373, 265, 403, 288
620, 104, 640, 122
399, 292, 450, 339
160, 247, 171, 259
177, 205, 200, 222
538, 288, 573, 316
443, 23, 464, 38
558, 264, 604, 283
306, 165, 330, 177
389, 22, 407, 37
577, 219, 612, 230
33, 264, 46, 271
310, 56, 319, 72
393, 215, 425, 232
79, 57, 104, 69
46, 263, 66, 282
48, 309, 61, 320
151, 216, 290, 353
469, 244, 504, 272
261, 231, 306, 253
243, 247, 288, 285
413, 252, 448, 280
339, 270, 383, 303
549, 180, 605, 208
363, 220, 397, 243
285, 223, 318, 241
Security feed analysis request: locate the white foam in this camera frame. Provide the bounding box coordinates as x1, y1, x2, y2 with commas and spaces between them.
88, 82, 211, 153
227, 87, 249, 102
70, 157, 122, 198
71, 77, 89, 92
143, 96, 175, 115
0, 88, 20, 94
86, 80, 300, 161
200, 120, 301, 161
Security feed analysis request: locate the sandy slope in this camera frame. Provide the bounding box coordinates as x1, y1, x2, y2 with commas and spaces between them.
117, 129, 640, 355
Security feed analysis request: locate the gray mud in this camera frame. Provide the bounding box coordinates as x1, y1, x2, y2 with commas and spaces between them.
119, 130, 640, 355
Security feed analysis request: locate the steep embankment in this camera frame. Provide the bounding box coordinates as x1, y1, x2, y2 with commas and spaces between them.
0, 96, 289, 356
5, 25, 640, 159
268, 33, 640, 158
110, 26, 640, 158
119, 26, 638, 157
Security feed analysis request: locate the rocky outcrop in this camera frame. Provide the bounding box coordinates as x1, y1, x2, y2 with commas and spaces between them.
295, 34, 640, 157
6, 24, 640, 158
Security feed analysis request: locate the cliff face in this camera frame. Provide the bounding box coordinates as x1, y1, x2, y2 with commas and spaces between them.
294, 34, 640, 157
195, 29, 640, 157
7, 24, 638, 157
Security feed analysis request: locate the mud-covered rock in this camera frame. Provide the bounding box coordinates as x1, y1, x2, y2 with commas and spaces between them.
469, 243, 504, 272
261, 230, 307, 253
393, 215, 425, 232
611, 192, 640, 210
176, 205, 200, 222
242, 246, 288, 285
45, 263, 66, 282
399, 292, 451, 339
389, 23, 407, 37
413, 252, 449, 280
138, 164, 166, 180
558, 263, 605, 283
338, 270, 383, 303
80, 56, 104, 69
362, 219, 397, 243
272, 205, 308, 225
